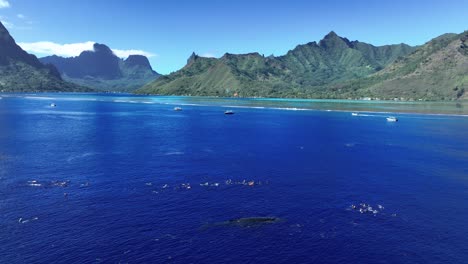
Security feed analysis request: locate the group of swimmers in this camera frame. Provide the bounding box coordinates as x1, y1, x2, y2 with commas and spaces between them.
349, 203, 385, 215
147, 179, 268, 192
26, 180, 91, 188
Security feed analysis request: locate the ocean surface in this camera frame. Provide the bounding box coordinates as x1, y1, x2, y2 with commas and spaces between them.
1, 93, 468, 263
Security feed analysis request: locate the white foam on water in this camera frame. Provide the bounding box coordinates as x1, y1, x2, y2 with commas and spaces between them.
164, 151, 185, 156
18, 216, 38, 224
67, 152, 98, 163
24, 110, 96, 116
24, 96, 57, 100
59, 115, 91, 121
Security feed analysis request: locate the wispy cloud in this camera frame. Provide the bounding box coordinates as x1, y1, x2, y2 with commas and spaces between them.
1, 15, 33, 30
200, 53, 218, 58
0, 18, 13, 28
0, 0, 10, 8
17, 14, 25, 19
18, 41, 156, 58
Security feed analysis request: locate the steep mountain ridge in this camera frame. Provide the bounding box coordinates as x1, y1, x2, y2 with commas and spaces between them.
342, 31, 468, 100
40, 44, 160, 92
0, 21, 89, 92
137, 32, 416, 98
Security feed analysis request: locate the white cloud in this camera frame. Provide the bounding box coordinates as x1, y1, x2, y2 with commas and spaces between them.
18, 41, 96, 57
112, 49, 156, 58
0, 0, 10, 8
17, 41, 156, 59
17, 14, 25, 19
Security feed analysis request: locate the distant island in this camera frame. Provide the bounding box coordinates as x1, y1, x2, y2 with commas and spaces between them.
1, 20, 466, 100
40, 44, 160, 92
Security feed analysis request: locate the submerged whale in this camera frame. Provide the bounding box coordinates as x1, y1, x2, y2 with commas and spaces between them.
203, 217, 283, 229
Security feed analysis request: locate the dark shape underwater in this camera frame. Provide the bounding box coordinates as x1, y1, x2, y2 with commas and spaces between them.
203, 217, 283, 229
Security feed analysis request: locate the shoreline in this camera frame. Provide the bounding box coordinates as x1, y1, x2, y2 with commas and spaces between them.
2, 92, 468, 117
2, 91, 467, 102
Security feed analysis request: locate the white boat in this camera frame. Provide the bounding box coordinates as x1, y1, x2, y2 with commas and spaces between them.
224, 110, 234, 115
386, 116, 398, 122
50, 103, 56, 107
174, 107, 182, 111
351, 113, 359, 116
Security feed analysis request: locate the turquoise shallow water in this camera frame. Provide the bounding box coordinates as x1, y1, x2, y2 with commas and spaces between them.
2, 93, 468, 115
0, 93, 468, 263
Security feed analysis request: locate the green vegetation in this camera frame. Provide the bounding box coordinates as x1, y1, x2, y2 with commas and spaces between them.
137, 32, 416, 98
344, 31, 468, 100
138, 31, 468, 100
0, 60, 90, 92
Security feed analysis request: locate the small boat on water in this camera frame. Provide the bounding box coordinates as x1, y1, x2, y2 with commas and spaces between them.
224, 110, 234, 115
386, 116, 398, 122
50, 103, 56, 107
351, 113, 359, 116
174, 107, 182, 111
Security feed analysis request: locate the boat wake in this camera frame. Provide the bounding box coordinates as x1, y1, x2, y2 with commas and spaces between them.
67, 152, 98, 163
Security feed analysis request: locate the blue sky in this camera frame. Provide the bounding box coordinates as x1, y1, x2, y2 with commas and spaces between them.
1, 0, 467, 74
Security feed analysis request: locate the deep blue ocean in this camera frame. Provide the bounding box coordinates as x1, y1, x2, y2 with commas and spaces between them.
1, 94, 468, 263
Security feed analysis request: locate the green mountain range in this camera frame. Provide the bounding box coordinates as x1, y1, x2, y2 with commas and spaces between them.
40, 44, 160, 92
1, 21, 466, 100
136, 32, 415, 98
0, 21, 90, 92
137, 31, 468, 100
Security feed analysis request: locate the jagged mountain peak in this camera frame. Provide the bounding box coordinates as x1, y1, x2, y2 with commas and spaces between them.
324, 31, 339, 39
92, 43, 114, 55
319, 31, 351, 49
187, 52, 198, 64
79, 43, 115, 58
